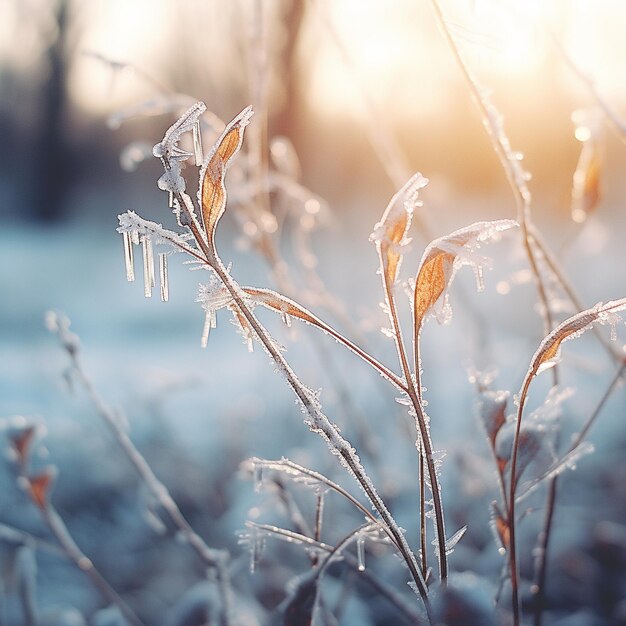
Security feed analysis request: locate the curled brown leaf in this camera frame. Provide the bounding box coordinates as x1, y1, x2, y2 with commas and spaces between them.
199, 106, 254, 243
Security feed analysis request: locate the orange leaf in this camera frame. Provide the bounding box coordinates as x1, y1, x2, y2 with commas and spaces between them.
199, 106, 253, 242
28, 471, 54, 509
490, 502, 510, 551
413, 220, 517, 333
529, 299, 626, 377
370, 173, 428, 287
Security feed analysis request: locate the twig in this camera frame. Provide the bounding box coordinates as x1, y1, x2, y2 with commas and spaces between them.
246, 522, 424, 624
174, 181, 432, 613
48, 315, 233, 626
40, 505, 144, 626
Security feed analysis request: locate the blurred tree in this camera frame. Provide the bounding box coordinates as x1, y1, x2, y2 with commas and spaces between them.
31, 0, 73, 223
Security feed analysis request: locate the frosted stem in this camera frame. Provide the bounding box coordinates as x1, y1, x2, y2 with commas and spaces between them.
122, 231, 135, 282
159, 253, 169, 302
142, 236, 154, 298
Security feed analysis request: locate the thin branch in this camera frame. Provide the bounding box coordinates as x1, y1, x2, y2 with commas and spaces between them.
49, 316, 233, 626
245, 522, 424, 624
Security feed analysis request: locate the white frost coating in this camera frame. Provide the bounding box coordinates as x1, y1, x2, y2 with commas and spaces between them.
415, 219, 518, 326
370, 172, 429, 247
480, 85, 532, 210
529, 299, 626, 377
197, 276, 235, 314
117, 211, 196, 253
152, 101, 206, 160
526, 386, 574, 425
476, 389, 509, 443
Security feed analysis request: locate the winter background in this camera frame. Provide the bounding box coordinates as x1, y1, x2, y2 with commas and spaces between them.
1, 1, 626, 624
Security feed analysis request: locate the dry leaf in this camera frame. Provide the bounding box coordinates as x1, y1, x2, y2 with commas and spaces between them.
477, 390, 508, 448
412, 220, 517, 333
199, 106, 254, 242
528, 299, 626, 378
370, 173, 429, 287
28, 471, 54, 510
490, 502, 510, 551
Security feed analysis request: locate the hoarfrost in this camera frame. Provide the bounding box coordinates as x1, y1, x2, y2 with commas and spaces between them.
432, 525, 468, 556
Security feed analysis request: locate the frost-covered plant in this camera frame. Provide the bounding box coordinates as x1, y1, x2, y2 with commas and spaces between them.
5, 417, 144, 626
116, 100, 521, 622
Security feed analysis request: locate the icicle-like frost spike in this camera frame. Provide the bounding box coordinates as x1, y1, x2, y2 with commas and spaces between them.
142, 236, 153, 298
356, 535, 366, 571
193, 121, 203, 166
201, 310, 215, 348
118, 211, 196, 254
122, 231, 135, 282
370, 172, 428, 287
159, 253, 169, 302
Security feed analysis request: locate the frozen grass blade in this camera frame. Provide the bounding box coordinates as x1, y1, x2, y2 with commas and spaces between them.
508, 299, 626, 623
9, 423, 144, 626
371, 173, 449, 583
